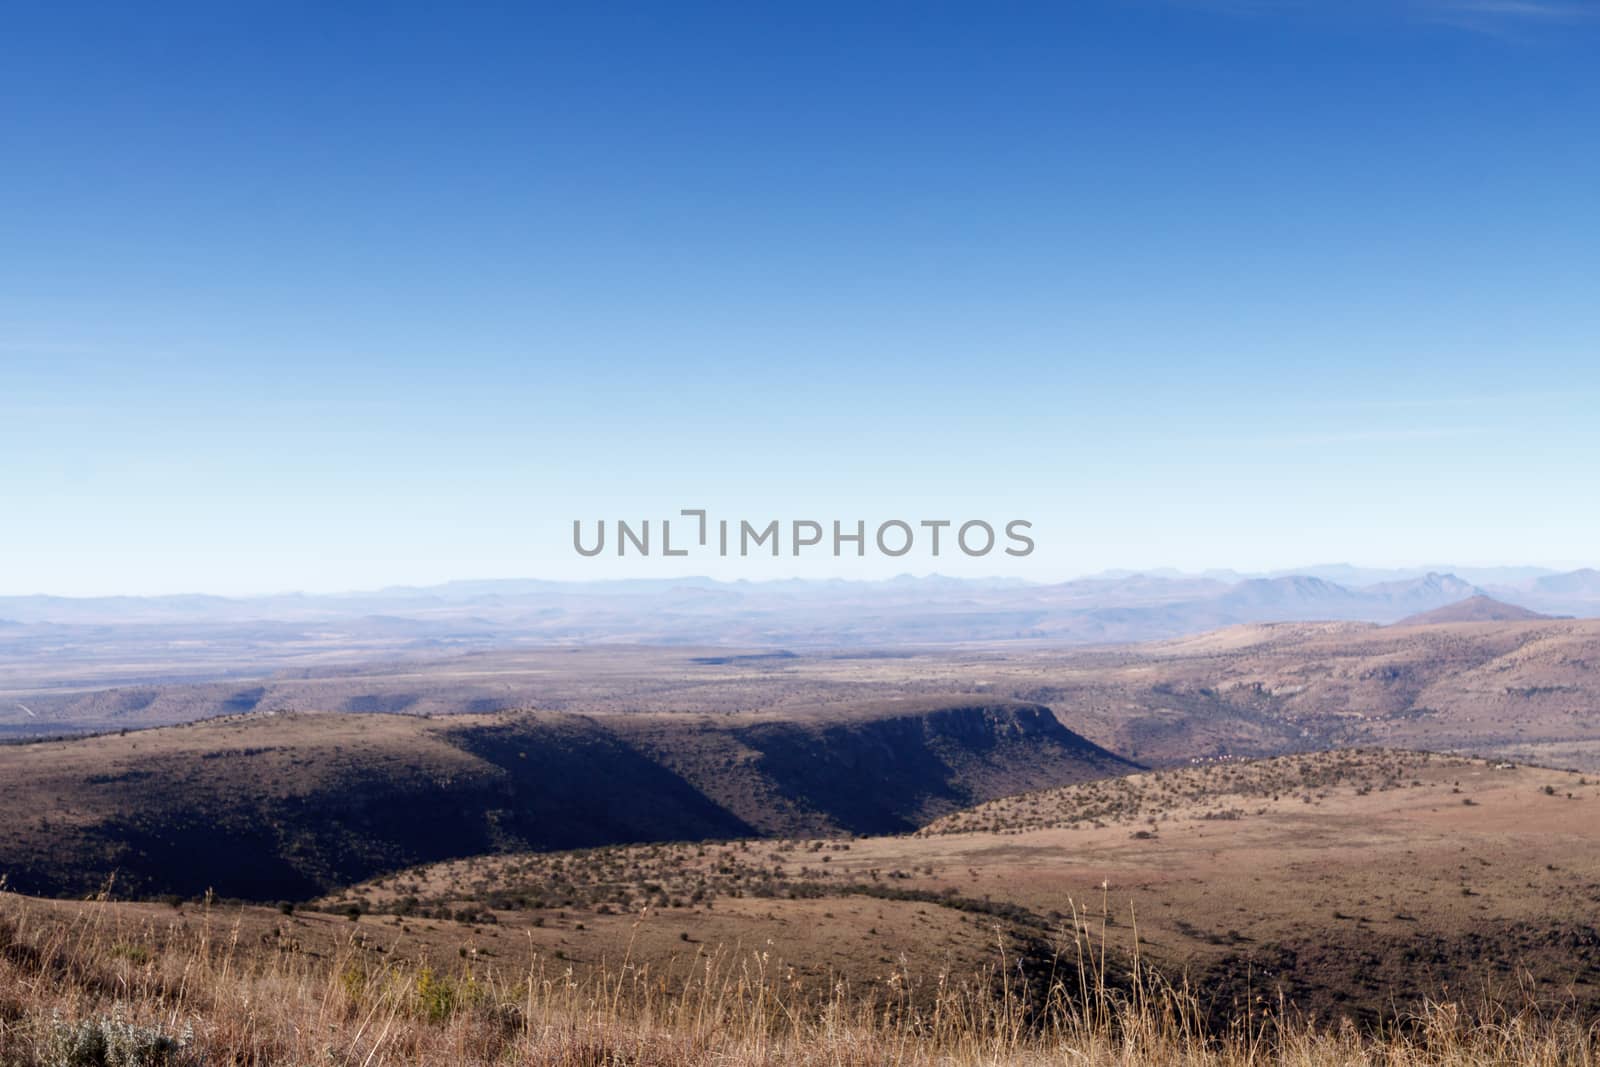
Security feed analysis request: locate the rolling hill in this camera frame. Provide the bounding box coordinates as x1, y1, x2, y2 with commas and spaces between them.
0, 698, 1133, 899
10, 615, 1600, 772
1395, 595, 1552, 625
298, 748, 1600, 1027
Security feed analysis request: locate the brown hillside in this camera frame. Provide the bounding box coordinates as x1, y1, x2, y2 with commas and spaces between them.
1394, 595, 1552, 626
316, 748, 1600, 1028
0, 698, 1131, 900
12, 621, 1600, 774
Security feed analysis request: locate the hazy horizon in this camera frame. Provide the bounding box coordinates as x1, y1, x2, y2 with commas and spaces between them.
4, 560, 1598, 602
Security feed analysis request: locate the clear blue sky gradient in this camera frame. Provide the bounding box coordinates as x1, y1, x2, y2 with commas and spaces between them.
3, 1, 1597, 594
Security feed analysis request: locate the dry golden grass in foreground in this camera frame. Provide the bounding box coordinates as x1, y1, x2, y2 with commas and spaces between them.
2, 889, 1598, 1067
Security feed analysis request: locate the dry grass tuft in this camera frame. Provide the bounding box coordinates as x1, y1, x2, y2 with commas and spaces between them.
1, 889, 1595, 1067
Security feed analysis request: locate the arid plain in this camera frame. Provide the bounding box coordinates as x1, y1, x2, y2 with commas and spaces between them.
6, 603, 1600, 1045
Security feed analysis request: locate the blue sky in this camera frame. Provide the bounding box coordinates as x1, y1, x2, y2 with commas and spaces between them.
2, 1, 1597, 595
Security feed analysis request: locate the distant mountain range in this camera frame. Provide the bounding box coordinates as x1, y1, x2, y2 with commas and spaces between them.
1, 566, 1596, 683
2, 567, 1598, 637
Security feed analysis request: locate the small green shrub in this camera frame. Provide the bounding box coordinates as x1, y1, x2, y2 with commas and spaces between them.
43, 1009, 191, 1067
